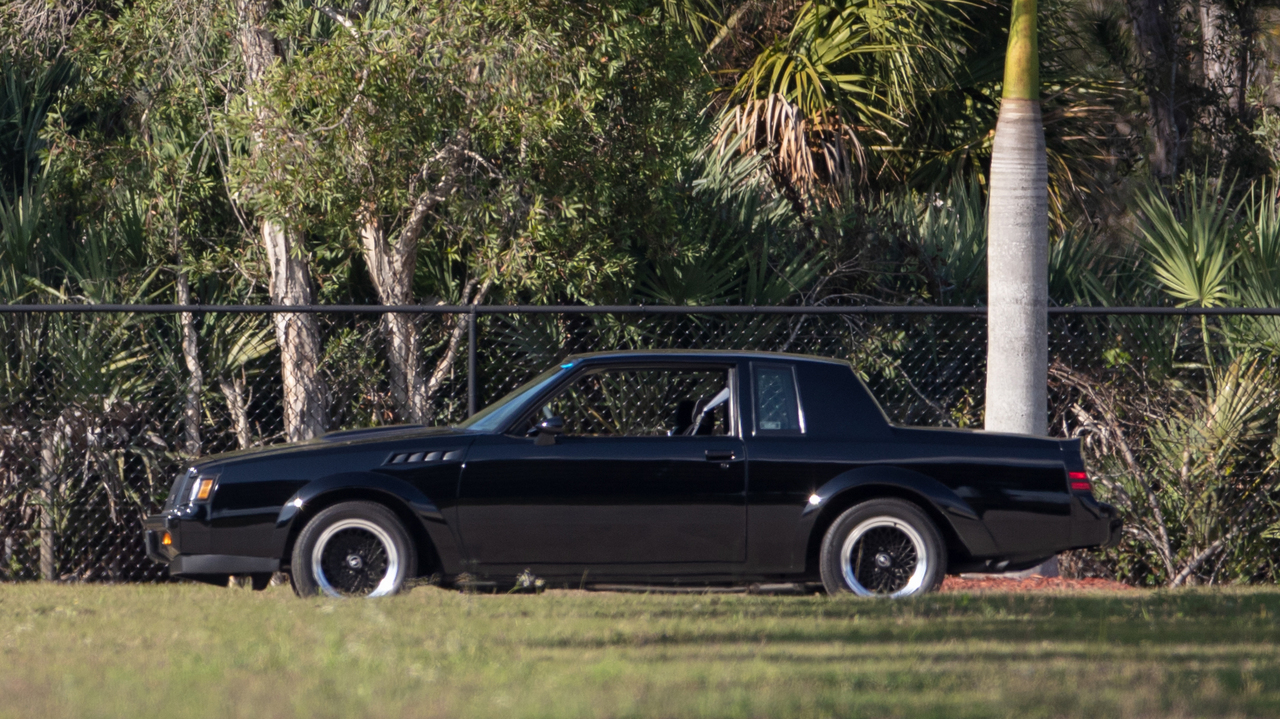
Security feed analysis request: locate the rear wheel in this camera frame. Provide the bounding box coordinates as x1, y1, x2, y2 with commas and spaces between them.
819, 499, 945, 598
290, 501, 417, 598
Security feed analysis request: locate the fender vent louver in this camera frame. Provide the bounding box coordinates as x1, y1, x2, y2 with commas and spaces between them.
384, 450, 451, 466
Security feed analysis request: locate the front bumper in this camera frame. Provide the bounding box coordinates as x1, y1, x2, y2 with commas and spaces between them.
143, 512, 279, 577
143, 513, 178, 564
170, 554, 280, 575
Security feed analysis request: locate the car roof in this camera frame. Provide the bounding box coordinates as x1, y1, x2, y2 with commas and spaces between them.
563, 349, 850, 366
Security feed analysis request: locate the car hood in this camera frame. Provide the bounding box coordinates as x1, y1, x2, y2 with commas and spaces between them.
190, 424, 473, 470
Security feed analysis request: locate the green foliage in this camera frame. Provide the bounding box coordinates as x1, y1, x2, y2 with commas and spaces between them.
229, 0, 710, 304
1079, 354, 1280, 587
635, 204, 822, 306
321, 325, 397, 429
1135, 175, 1241, 309
904, 175, 989, 306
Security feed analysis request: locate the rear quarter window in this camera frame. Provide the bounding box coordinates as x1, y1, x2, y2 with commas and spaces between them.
753, 364, 803, 434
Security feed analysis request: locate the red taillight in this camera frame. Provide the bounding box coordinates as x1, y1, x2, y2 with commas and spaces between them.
1068, 471, 1091, 492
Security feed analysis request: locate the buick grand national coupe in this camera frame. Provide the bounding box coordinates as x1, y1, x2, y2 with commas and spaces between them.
144, 350, 1121, 598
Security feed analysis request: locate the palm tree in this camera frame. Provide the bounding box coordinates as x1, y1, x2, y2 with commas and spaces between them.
705, 0, 966, 221
985, 0, 1048, 436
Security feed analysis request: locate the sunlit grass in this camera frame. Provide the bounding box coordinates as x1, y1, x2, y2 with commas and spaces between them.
1, 583, 1277, 718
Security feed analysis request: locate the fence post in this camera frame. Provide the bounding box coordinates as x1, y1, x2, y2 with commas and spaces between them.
467, 305, 478, 417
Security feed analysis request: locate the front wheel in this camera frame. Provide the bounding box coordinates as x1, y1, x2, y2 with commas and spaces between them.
819, 498, 945, 598
290, 501, 417, 598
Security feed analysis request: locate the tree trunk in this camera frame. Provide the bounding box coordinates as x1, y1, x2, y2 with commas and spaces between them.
1200, 0, 1231, 104
3, 536, 13, 579
359, 211, 428, 423
237, 0, 327, 441
219, 374, 253, 450
1234, 14, 1251, 117
176, 272, 202, 456
263, 221, 326, 441
986, 98, 1048, 435
356, 141, 466, 425
986, 0, 1047, 436
39, 457, 56, 581
424, 277, 491, 420
38, 416, 67, 581
1126, 0, 1188, 181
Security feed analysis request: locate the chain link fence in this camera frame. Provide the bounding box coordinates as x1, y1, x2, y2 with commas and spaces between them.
2, 305, 1278, 585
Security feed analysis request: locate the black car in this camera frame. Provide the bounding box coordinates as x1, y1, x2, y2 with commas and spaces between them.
144, 350, 1121, 598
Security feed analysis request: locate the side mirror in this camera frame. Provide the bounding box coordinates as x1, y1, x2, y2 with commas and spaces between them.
533, 416, 565, 446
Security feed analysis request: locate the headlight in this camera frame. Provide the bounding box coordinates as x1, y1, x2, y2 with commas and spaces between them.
164, 468, 197, 511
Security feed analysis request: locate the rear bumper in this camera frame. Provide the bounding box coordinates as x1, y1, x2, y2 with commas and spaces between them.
1074, 496, 1123, 549
1104, 512, 1124, 548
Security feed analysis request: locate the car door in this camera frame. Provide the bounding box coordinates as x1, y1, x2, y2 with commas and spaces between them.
457, 363, 747, 567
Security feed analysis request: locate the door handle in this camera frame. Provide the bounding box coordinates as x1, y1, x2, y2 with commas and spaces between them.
705, 450, 736, 461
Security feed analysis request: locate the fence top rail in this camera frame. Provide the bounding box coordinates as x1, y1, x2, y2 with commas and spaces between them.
1, 303, 1280, 316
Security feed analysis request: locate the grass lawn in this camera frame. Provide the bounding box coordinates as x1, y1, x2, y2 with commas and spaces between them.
1, 583, 1277, 718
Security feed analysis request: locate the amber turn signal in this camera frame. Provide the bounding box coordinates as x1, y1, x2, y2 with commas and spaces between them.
195, 479, 214, 501
161, 532, 172, 546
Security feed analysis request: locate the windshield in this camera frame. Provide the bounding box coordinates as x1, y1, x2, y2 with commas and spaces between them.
456, 365, 568, 432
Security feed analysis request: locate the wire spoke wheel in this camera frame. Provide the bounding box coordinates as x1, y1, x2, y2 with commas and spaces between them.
311, 519, 401, 598
839, 517, 930, 598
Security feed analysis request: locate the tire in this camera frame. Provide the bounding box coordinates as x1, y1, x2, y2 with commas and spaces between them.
289, 501, 417, 598
819, 498, 946, 598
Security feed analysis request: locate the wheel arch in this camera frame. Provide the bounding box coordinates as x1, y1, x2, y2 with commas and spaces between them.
798, 466, 996, 576
276, 473, 445, 577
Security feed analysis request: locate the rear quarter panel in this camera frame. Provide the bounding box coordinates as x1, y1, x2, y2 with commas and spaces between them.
888, 429, 1074, 556
748, 360, 1072, 573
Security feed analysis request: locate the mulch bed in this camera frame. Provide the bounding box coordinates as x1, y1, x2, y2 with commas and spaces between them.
940, 576, 1135, 593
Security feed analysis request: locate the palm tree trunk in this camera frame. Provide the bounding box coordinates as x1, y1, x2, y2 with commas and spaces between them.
985, 0, 1047, 436
237, 0, 326, 441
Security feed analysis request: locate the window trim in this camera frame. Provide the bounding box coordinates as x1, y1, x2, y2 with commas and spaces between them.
749, 362, 806, 437
504, 362, 740, 439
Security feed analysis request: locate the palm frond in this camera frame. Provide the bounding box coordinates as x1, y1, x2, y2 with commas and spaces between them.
1135, 174, 1242, 309
710, 0, 966, 204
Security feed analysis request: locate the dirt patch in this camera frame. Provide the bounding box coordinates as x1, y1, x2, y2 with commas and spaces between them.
941, 576, 1134, 593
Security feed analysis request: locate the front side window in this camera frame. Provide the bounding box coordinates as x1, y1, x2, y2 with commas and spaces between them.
459, 365, 566, 432
525, 367, 732, 437
754, 364, 801, 433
